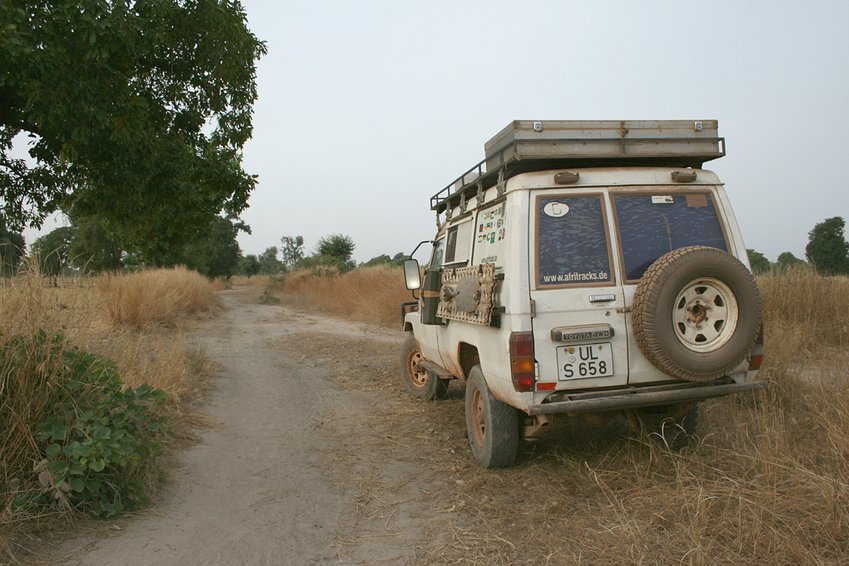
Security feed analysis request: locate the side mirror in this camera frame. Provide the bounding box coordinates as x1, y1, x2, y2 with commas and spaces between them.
403, 259, 422, 290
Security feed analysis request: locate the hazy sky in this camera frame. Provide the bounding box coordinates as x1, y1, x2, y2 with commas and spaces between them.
27, 0, 849, 264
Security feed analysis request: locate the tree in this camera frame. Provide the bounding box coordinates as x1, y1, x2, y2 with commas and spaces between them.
362, 254, 391, 267
314, 234, 355, 272
179, 216, 244, 278
0, 216, 24, 276
257, 247, 284, 275
238, 254, 260, 277
68, 215, 124, 273
776, 251, 804, 271
30, 226, 75, 276
805, 217, 849, 275
746, 249, 771, 274
361, 252, 407, 268
316, 234, 355, 260
280, 235, 304, 268
0, 1, 266, 262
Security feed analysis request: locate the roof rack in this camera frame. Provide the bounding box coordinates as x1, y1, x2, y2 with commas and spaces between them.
431, 120, 725, 213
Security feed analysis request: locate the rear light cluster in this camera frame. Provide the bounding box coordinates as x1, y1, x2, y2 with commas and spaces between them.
509, 332, 535, 392
748, 323, 765, 371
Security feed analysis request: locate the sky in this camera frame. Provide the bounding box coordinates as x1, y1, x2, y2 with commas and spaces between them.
26, 0, 849, 264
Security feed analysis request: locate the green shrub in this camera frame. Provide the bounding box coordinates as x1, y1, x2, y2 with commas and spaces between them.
2, 332, 168, 518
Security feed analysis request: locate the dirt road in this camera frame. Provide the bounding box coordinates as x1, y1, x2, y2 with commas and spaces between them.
52, 287, 460, 565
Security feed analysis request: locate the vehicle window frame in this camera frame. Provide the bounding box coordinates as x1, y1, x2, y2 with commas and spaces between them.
429, 236, 446, 269
610, 187, 730, 284
534, 192, 616, 290
443, 215, 474, 267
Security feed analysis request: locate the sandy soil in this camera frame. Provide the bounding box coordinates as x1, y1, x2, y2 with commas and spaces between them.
48, 286, 456, 565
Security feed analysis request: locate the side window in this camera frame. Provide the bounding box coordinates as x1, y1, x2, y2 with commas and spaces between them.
537, 195, 613, 287
444, 219, 473, 265
429, 237, 445, 268
614, 193, 727, 281
473, 202, 506, 268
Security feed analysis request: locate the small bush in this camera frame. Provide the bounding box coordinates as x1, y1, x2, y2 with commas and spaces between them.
2, 331, 167, 521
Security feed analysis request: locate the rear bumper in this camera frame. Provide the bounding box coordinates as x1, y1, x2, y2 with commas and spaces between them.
527, 379, 768, 416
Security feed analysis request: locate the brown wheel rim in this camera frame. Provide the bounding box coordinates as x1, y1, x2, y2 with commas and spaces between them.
407, 349, 428, 389
471, 387, 486, 446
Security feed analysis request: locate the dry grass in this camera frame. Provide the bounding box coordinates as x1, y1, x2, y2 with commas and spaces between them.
0, 266, 217, 561
272, 264, 849, 565
271, 265, 411, 327
96, 266, 220, 328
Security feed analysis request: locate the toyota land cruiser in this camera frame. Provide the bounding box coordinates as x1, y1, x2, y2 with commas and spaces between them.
401, 120, 765, 468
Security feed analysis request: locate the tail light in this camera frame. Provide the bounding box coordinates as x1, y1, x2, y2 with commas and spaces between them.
748, 323, 764, 371
510, 332, 535, 392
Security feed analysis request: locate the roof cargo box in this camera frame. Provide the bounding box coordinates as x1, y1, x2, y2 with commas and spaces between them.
431, 119, 725, 213
484, 120, 723, 171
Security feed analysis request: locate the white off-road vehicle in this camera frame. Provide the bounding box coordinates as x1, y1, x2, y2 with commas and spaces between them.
400, 120, 765, 468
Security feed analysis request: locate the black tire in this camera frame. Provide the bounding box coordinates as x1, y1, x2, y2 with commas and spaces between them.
629, 403, 699, 451
632, 246, 762, 382
464, 365, 518, 468
399, 335, 449, 400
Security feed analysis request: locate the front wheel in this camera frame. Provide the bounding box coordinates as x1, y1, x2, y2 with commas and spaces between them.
464, 366, 518, 468
399, 335, 449, 400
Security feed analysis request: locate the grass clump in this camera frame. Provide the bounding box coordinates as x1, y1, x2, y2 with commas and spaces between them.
2, 332, 168, 525
7, 333, 167, 519
97, 266, 220, 328
272, 265, 410, 327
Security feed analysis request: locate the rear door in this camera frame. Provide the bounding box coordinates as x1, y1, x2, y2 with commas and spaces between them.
529, 192, 629, 390
610, 188, 731, 384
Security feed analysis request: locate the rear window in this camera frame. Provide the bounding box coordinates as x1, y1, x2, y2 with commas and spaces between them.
614, 192, 727, 280
537, 195, 613, 287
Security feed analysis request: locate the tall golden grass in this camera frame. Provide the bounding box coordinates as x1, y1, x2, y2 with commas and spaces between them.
96, 266, 220, 328
272, 265, 412, 327
0, 265, 219, 559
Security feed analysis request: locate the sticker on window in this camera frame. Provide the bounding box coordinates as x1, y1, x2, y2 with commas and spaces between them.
651, 195, 674, 204
686, 194, 708, 207
543, 202, 570, 218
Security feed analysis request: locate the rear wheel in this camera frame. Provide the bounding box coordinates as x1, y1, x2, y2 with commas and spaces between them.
399, 335, 449, 400
464, 365, 518, 468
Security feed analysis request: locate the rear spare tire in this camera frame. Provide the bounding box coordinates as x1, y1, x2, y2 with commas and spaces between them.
632, 246, 761, 382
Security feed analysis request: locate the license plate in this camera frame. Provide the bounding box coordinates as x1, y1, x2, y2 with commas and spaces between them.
556, 343, 614, 380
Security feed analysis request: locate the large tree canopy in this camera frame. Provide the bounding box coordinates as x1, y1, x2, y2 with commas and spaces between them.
0, 0, 266, 259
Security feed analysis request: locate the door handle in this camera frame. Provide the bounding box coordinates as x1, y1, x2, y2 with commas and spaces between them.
589, 294, 616, 303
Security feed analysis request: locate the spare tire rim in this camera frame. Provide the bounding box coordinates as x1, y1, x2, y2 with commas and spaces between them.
672, 277, 739, 353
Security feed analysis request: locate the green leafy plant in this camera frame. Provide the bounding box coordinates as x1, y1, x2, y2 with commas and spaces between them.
25, 342, 167, 518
